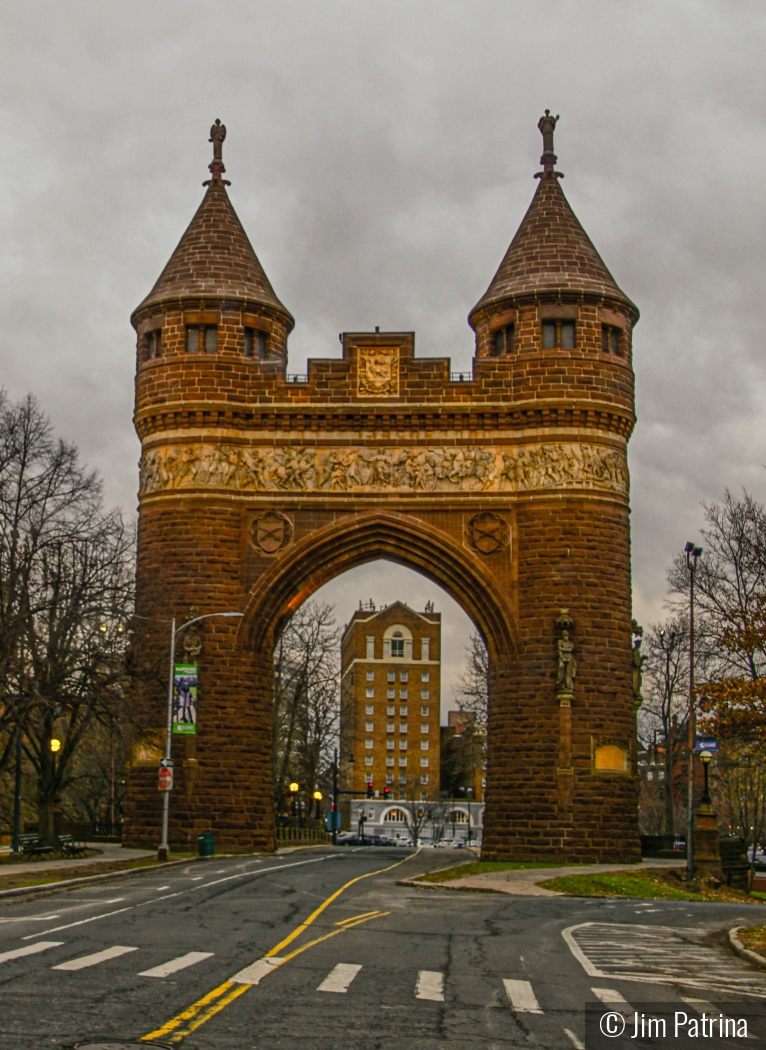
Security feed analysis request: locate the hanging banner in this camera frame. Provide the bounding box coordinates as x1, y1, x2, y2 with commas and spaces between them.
172, 663, 198, 734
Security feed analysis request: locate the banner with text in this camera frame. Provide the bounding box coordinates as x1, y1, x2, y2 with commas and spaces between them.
172, 663, 198, 735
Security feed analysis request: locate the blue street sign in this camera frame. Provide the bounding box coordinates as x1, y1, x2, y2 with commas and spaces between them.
326, 810, 342, 831
694, 738, 718, 752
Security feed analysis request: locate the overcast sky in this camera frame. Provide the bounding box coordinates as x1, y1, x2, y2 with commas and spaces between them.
1, 1, 764, 712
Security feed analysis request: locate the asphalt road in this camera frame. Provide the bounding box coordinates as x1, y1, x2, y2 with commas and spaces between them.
1, 847, 765, 1049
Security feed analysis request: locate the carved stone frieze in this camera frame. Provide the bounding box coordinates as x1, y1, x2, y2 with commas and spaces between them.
139, 441, 628, 497
357, 347, 399, 396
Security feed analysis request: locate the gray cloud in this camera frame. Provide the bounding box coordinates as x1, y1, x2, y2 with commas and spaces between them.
0, 0, 764, 669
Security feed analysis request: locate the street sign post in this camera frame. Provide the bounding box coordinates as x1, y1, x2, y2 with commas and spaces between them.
158, 758, 174, 792
694, 738, 718, 752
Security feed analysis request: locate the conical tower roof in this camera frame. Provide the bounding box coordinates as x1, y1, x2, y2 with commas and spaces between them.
470, 113, 636, 319
134, 121, 293, 324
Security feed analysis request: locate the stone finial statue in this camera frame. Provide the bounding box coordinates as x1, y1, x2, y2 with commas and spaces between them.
209, 118, 226, 162
631, 620, 645, 709
538, 109, 559, 155
556, 628, 577, 694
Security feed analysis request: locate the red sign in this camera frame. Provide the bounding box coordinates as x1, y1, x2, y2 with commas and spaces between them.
158, 766, 173, 792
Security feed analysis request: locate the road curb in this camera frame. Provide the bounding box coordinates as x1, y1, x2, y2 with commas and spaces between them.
397, 876, 505, 894
0, 856, 207, 900
729, 925, 766, 969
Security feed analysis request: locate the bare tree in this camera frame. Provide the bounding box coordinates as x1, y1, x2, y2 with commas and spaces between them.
272, 601, 339, 820
444, 631, 488, 796
638, 615, 689, 837
0, 393, 134, 840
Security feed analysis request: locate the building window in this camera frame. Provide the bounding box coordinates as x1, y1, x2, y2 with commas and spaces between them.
386, 739, 395, 750
144, 329, 162, 360
366, 637, 374, 659
421, 639, 430, 661
391, 632, 405, 657
365, 755, 373, 767
386, 772, 394, 783
420, 757, 429, 768
387, 706, 395, 717
399, 723, 408, 734
365, 687, 374, 698
365, 739, 373, 749
399, 689, 408, 699
187, 325, 218, 353
399, 706, 408, 717
421, 740, 429, 750
399, 772, 407, 783
482, 776, 486, 787
421, 672, 430, 682
244, 327, 268, 359
492, 324, 515, 356
399, 759, 407, 769
421, 723, 429, 734
366, 670, 374, 681
364, 772, 373, 784
542, 320, 575, 349
421, 690, 430, 700
400, 672, 408, 683
365, 721, 374, 732
421, 706, 429, 716
387, 672, 395, 683
387, 723, 395, 734
387, 689, 395, 699
399, 740, 407, 751
420, 775, 429, 785
365, 705, 374, 715
602, 324, 621, 354
386, 759, 394, 769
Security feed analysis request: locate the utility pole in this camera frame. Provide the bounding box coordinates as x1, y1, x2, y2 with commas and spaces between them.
684, 542, 702, 882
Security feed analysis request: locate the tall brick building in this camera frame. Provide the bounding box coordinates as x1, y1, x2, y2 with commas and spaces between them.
125, 113, 641, 862
340, 602, 441, 798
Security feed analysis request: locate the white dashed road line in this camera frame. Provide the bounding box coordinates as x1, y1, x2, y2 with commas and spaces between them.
503, 979, 543, 1014
317, 962, 363, 993
52, 945, 139, 971
0, 941, 63, 964
138, 951, 214, 978
415, 970, 444, 1002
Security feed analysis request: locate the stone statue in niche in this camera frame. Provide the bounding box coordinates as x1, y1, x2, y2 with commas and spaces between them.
555, 609, 577, 698
556, 630, 577, 694
631, 619, 645, 709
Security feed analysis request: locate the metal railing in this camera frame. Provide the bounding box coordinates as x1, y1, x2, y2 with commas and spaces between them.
285, 374, 308, 384
276, 826, 332, 845
450, 372, 473, 382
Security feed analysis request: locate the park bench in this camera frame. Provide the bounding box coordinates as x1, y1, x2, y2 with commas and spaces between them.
57, 834, 88, 858
18, 834, 55, 859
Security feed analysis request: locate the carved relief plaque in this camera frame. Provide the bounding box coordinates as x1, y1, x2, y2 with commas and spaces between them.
465, 512, 508, 554
357, 347, 399, 396
251, 511, 293, 554
141, 442, 629, 498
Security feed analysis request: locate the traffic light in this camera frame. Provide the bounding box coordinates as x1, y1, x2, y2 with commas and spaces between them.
366, 782, 374, 799
383, 786, 391, 801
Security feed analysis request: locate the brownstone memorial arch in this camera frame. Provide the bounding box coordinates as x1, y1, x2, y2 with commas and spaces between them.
124, 114, 641, 862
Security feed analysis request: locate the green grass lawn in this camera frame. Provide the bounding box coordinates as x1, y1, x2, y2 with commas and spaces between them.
539, 869, 762, 903
417, 860, 564, 884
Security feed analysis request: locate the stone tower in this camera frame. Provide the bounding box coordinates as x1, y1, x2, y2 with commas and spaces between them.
125, 115, 641, 862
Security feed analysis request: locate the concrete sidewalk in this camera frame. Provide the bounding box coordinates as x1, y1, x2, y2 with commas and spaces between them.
416, 858, 682, 896
0, 841, 155, 879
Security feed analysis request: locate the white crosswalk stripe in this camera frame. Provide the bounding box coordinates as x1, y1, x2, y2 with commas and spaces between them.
317, 963, 362, 993
564, 1029, 585, 1050
415, 970, 444, 1001
0, 941, 63, 964
138, 951, 214, 978
591, 987, 629, 1004
503, 979, 542, 1013
52, 945, 138, 971
682, 997, 757, 1040
230, 956, 285, 985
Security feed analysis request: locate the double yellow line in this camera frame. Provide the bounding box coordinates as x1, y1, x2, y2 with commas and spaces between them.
141, 851, 417, 1044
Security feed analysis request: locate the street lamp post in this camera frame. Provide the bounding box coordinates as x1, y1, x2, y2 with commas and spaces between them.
10, 724, 23, 857
699, 750, 712, 805
289, 781, 299, 820
684, 541, 702, 882
312, 790, 323, 822
158, 610, 244, 861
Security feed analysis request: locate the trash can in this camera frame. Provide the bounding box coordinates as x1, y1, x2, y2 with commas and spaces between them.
197, 832, 214, 857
